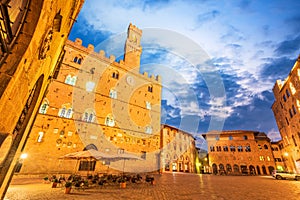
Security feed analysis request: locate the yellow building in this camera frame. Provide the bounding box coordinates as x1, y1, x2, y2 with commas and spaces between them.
271, 141, 285, 171
0, 0, 83, 198
203, 130, 276, 175
160, 124, 196, 173
272, 55, 300, 173
19, 23, 162, 175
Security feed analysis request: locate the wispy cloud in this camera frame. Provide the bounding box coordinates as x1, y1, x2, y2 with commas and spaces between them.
70, 0, 300, 136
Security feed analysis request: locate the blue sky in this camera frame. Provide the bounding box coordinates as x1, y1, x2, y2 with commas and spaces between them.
69, 0, 300, 147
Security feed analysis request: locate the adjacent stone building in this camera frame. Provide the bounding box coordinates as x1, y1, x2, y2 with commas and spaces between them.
160, 124, 196, 173
0, 0, 84, 198
19, 24, 162, 175
271, 141, 285, 171
272, 55, 300, 173
203, 130, 276, 175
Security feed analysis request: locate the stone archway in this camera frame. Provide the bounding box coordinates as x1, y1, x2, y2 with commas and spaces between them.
249, 165, 256, 175
179, 155, 184, 172
185, 156, 190, 172
212, 163, 218, 175
226, 164, 232, 174
268, 166, 275, 175
262, 165, 267, 175
256, 166, 261, 175
233, 164, 239, 173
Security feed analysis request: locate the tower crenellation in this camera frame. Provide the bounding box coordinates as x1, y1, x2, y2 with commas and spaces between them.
66, 22, 160, 83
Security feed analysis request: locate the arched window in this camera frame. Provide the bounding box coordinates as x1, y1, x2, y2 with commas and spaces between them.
238, 145, 243, 152
286, 89, 290, 97
292, 105, 297, 114
112, 71, 119, 79
226, 164, 232, 172
212, 164, 218, 174
180, 155, 184, 161
243, 135, 248, 140
65, 108, 73, 119
88, 113, 94, 122
73, 57, 78, 63
292, 135, 297, 146
109, 89, 117, 99
219, 164, 225, 172
173, 154, 178, 160
83, 110, 95, 123
105, 114, 115, 127
289, 109, 293, 118
70, 76, 77, 86
58, 104, 72, 118
65, 75, 72, 84
37, 132, 44, 143
65, 75, 77, 86
146, 101, 151, 110
73, 56, 83, 64
258, 144, 262, 150
83, 112, 88, 121
148, 85, 153, 92
264, 144, 268, 150
39, 99, 49, 114
230, 145, 236, 152
145, 125, 153, 134
228, 135, 233, 140
59, 107, 66, 117
233, 164, 239, 172
223, 146, 228, 151
245, 145, 251, 152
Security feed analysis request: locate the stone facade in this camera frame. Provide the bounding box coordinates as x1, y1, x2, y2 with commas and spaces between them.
271, 141, 285, 171
272, 55, 300, 173
203, 130, 276, 175
160, 124, 196, 173
0, 0, 84, 198
19, 23, 162, 175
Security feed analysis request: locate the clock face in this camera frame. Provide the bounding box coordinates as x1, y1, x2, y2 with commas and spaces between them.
126, 75, 135, 86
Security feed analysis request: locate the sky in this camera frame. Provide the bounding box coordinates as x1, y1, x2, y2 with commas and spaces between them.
69, 0, 300, 147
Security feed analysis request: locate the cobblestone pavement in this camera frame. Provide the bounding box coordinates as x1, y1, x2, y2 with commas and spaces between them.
4, 173, 300, 200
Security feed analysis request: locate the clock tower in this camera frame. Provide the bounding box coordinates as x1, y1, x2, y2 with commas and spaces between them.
124, 23, 142, 72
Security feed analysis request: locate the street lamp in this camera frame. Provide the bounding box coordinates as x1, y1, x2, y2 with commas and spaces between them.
20, 153, 28, 159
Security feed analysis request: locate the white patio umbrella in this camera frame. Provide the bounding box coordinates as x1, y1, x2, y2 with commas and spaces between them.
109, 152, 143, 175
60, 149, 116, 175
60, 149, 115, 160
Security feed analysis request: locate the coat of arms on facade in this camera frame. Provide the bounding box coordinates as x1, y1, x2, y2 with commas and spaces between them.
39, 28, 53, 60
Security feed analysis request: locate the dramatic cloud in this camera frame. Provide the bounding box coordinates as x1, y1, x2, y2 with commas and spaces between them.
69, 0, 300, 144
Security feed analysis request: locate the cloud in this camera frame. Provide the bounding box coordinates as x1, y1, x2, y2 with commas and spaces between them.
284, 13, 300, 34
220, 25, 245, 43
260, 56, 296, 83
274, 35, 300, 56
69, 0, 299, 142
267, 128, 282, 142
196, 10, 221, 24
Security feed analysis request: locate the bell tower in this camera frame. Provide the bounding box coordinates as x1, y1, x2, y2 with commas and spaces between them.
124, 23, 142, 72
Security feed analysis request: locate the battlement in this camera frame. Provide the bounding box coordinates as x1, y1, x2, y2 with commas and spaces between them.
65, 37, 161, 83
128, 22, 142, 35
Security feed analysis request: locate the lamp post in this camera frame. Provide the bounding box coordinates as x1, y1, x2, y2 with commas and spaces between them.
283, 152, 296, 172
